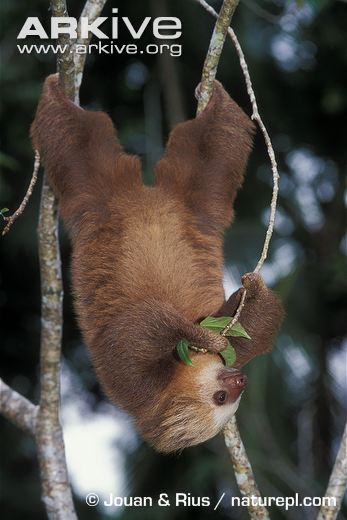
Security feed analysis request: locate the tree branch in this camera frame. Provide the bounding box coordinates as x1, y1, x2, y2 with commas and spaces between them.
33, 0, 110, 515
51, 0, 75, 99
0, 378, 38, 435
317, 421, 347, 520
224, 417, 270, 519
31, 0, 77, 515
36, 176, 76, 519
197, 0, 239, 114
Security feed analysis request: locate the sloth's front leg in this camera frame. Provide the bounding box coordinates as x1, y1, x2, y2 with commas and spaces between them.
215, 272, 284, 368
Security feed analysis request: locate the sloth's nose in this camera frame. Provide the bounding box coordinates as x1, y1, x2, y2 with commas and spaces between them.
218, 368, 248, 399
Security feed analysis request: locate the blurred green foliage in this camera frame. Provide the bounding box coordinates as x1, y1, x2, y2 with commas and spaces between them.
0, 0, 346, 519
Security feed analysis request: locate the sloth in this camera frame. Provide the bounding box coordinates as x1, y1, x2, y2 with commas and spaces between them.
31, 74, 283, 453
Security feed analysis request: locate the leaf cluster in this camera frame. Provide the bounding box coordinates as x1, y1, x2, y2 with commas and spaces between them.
176, 317, 251, 367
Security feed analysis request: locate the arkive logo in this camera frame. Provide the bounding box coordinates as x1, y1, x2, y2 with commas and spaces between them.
17, 8, 182, 57
18, 8, 181, 40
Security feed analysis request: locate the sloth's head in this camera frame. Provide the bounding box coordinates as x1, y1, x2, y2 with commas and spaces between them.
94, 300, 248, 454
138, 352, 247, 453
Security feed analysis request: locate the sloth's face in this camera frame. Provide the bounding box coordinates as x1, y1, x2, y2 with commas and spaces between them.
139, 353, 247, 453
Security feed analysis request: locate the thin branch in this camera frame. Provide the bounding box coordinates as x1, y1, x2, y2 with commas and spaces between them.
196, 0, 240, 114
227, 27, 279, 273
224, 417, 270, 519
74, 0, 107, 103
0, 378, 38, 435
2, 150, 40, 236
221, 289, 247, 336
317, 421, 347, 520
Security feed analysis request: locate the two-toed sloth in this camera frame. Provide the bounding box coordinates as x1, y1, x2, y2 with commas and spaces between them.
31, 75, 283, 453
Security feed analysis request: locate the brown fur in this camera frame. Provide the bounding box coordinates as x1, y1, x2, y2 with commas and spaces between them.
31, 74, 283, 453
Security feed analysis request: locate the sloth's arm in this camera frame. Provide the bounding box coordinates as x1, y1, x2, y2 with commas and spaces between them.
215, 273, 284, 368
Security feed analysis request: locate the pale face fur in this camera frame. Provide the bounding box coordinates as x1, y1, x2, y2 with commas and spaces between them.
139, 353, 244, 453
195, 356, 243, 431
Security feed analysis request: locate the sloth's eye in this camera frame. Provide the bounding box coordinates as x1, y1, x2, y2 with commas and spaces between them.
213, 390, 227, 406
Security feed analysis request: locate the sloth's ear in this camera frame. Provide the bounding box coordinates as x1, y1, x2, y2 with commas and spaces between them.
154, 81, 255, 235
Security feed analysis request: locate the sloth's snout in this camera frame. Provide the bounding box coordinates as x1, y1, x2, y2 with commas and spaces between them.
218, 368, 247, 401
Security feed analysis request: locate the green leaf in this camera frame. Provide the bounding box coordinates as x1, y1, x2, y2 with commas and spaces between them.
0, 208, 9, 215
200, 316, 251, 340
200, 316, 232, 330
225, 322, 251, 340
176, 339, 193, 366
220, 344, 236, 367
